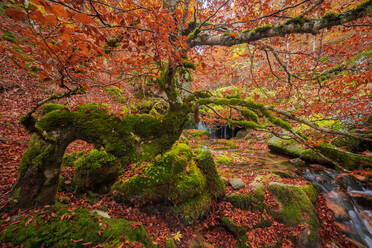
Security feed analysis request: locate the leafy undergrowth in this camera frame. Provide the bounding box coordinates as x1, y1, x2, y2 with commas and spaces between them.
0, 68, 359, 247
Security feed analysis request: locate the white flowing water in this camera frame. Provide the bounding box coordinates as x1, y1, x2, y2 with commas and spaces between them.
304, 169, 372, 247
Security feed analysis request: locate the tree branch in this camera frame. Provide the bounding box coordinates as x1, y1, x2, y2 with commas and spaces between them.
189, 0, 372, 47
266, 105, 372, 142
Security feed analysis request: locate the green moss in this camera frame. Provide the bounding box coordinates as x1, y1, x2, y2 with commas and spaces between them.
226, 192, 266, 212
170, 192, 212, 224
252, 24, 273, 33
215, 155, 233, 165
242, 24, 273, 36
317, 143, 372, 169
268, 169, 296, 179
74, 149, 116, 170
230, 120, 263, 130
40, 104, 66, 115
267, 182, 320, 244
241, 109, 259, 122
20, 114, 38, 133
331, 136, 365, 153
112, 143, 204, 204
284, 16, 310, 25
72, 149, 120, 192
183, 60, 196, 70
61, 151, 87, 167
19, 134, 53, 177
166, 238, 177, 248
219, 217, 248, 248
322, 12, 339, 21
1, 31, 17, 43
182, 129, 210, 139
196, 150, 226, 199
0, 204, 156, 248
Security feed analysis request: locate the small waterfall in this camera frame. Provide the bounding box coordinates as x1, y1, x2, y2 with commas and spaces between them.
197, 121, 207, 131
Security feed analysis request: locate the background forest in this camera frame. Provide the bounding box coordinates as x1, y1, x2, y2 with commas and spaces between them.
0, 0, 371, 247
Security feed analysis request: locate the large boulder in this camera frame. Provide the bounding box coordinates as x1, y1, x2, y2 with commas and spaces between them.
112, 143, 225, 223
72, 149, 120, 193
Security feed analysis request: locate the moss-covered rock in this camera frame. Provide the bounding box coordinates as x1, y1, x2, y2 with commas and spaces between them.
267, 182, 320, 247
267, 136, 372, 170
0, 204, 157, 248
61, 151, 87, 168
226, 191, 266, 212
112, 143, 205, 204
171, 192, 212, 224
73, 149, 120, 193
112, 144, 225, 223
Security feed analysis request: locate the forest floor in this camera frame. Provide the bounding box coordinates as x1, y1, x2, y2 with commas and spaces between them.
0, 61, 363, 248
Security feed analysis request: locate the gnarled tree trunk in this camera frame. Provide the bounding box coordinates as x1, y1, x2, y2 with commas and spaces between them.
11, 102, 190, 208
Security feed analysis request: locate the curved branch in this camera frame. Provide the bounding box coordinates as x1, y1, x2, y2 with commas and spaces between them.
266, 106, 372, 142
189, 0, 371, 47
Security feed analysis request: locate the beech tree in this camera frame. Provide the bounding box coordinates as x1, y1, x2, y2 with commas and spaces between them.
1, 0, 371, 208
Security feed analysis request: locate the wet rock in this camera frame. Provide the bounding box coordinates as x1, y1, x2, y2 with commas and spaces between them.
229, 178, 245, 189
345, 237, 369, 248
334, 222, 353, 234
348, 190, 372, 207
325, 199, 349, 220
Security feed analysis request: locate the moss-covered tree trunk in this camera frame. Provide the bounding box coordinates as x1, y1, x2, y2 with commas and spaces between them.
13, 132, 74, 207
10, 101, 191, 208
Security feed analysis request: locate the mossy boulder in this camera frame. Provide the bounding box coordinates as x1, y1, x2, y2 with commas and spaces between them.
237, 173, 320, 247
61, 151, 87, 168
267, 136, 372, 170
0, 204, 156, 248
73, 149, 121, 193
112, 143, 205, 204
112, 144, 225, 223
226, 190, 266, 212
267, 182, 320, 247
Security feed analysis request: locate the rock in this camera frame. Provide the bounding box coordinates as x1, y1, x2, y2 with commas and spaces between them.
334, 222, 353, 234
190, 234, 214, 248
112, 144, 225, 224
325, 199, 349, 219
90, 209, 111, 218
345, 237, 369, 248
229, 178, 245, 189
348, 190, 372, 207
289, 158, 306, 166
